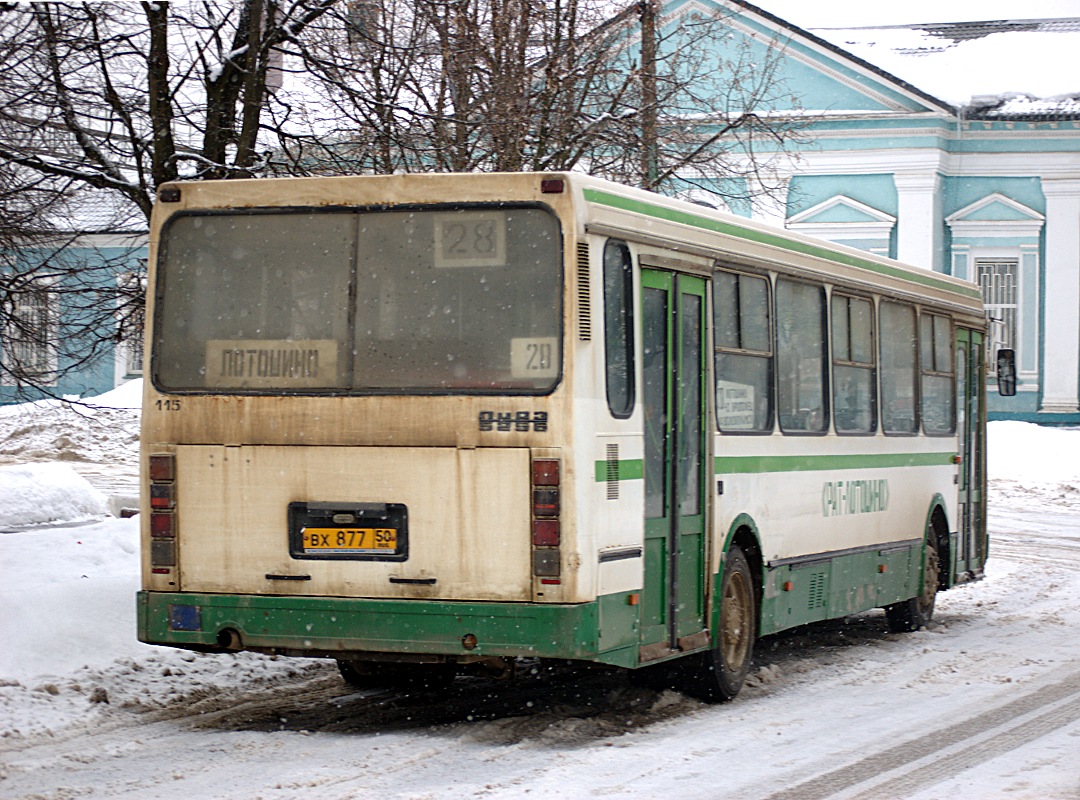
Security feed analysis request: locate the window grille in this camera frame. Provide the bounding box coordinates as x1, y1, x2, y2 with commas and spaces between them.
126, 316, 145, 375
118, 268, 147, 377
2, 282, 57, 385
975, 260, 1017, 375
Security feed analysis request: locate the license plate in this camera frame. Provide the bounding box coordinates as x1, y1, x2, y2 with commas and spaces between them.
289, 502, 408, 562
300, 527, 398, 554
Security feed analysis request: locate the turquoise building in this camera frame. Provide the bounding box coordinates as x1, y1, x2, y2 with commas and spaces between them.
4, 2, 1077, 423
658, 1, 1080, 423
0, 194, 147, 404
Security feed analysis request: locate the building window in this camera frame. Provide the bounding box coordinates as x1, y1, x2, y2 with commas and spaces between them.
346, 0, 382, 49
2, 281, 57, 385
124, 310, 144, 376
974, 259, 1017, 376
116, 269, 146, 378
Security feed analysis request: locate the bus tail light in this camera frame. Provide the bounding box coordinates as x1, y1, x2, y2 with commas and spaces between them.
149, 454, 175, 482
150, 512, 175, 537
531, 458, 560, 579
532, 459, 559, 486
532, 519, 560, 546
148, 453, 177, 571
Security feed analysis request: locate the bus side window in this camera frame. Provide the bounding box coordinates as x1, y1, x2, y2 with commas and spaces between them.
880, 301, 919, 434
921, 313, 956, 434
603, 240, 635, 418
713, 269, 773, 433
831, 294, 876, 434
776, 279, 828, 433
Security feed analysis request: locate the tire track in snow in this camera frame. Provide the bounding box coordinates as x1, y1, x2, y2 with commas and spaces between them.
762, 667, 1080, 800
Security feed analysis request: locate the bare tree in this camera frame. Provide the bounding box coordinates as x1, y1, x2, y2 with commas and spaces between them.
0, 1, 339, 217
0, 0, 806, 220
0, 1, 338, 399
575, 1, 809, 202
0, 0, 807, 399
1, 0, 806, 223
295, 0, 807, 204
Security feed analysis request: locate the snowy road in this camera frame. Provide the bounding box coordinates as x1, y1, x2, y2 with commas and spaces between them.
2, 408, 1079, 799
2, 479, 1079, 800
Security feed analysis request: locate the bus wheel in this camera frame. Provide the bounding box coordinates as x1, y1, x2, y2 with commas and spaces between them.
690, 545, 756, 702
885, 535, 940, 633
337, 659, 379, 689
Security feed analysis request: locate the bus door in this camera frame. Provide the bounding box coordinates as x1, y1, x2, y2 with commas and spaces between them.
640, 269, 709, 658
955, 328, 987, 578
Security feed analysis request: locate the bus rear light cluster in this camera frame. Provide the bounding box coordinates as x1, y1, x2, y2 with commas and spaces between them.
531, 458, 561, 581
149, 453, 177, 573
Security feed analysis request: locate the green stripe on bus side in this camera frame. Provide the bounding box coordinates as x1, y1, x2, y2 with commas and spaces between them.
593, 452, 953, 481
594, 459, 645, 482
714, 451, 956, 474
594, 452, 954, 481
582, 188, 982, 302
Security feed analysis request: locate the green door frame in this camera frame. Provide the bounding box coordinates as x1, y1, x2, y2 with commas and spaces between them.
955, 328, 987, 578
640, 269, 709, 657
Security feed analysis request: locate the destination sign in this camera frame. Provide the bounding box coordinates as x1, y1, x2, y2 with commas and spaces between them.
205, 339, 338, 388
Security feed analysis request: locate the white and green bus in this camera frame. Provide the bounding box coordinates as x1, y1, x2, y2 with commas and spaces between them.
138, 172, 993, 700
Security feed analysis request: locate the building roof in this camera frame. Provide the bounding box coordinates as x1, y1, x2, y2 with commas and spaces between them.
803, 16, 1080, 108
729, 0, 955, 114
46, 189, 147, 235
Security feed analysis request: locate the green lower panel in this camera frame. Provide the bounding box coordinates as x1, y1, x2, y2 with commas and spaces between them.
596, 590, 641, 667
758, 543, 920, 636
138, 591, 640, 666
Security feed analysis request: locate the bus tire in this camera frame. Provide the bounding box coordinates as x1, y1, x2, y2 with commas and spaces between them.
885, 534, 940, 633
691, 545, 756, 702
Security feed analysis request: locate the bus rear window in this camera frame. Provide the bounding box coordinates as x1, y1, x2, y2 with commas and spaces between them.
153, 207, 562, 394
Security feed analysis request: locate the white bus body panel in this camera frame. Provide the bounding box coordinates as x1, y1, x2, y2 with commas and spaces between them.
714, 434, 958, 567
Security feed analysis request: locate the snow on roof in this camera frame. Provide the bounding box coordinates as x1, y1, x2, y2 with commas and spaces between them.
804, 17, 1080, 107
46, 189, 147, 235
965, 91, 1080, 120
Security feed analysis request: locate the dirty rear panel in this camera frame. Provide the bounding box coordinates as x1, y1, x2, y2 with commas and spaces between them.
173, 445, 532, 602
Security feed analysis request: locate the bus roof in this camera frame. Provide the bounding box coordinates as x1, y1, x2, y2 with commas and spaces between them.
566, 173, 984, 314
153, 171, 984, 316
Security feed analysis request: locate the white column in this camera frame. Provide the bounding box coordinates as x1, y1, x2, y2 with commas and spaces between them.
894, 172, 942, 271
749, 176, 790, 230
1040, 179, 1080, 413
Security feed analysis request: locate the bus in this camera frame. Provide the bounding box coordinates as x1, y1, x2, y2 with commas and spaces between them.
138, 172, 992, 701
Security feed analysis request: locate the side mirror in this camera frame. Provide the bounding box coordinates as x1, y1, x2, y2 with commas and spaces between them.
996, 348, 1016, 396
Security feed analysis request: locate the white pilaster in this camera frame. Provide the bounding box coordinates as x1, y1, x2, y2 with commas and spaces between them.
748, 176, 790, 230
894, 172, 942, 271
1040, 179, 1080, 413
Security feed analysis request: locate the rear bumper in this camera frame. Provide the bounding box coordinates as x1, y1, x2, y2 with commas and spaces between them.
138, 591, 638, 666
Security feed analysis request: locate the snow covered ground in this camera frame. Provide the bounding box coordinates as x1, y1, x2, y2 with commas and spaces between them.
1, 387, 1079, 799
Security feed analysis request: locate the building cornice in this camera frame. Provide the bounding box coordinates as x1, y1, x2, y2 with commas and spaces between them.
781, 148, 1080, 179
